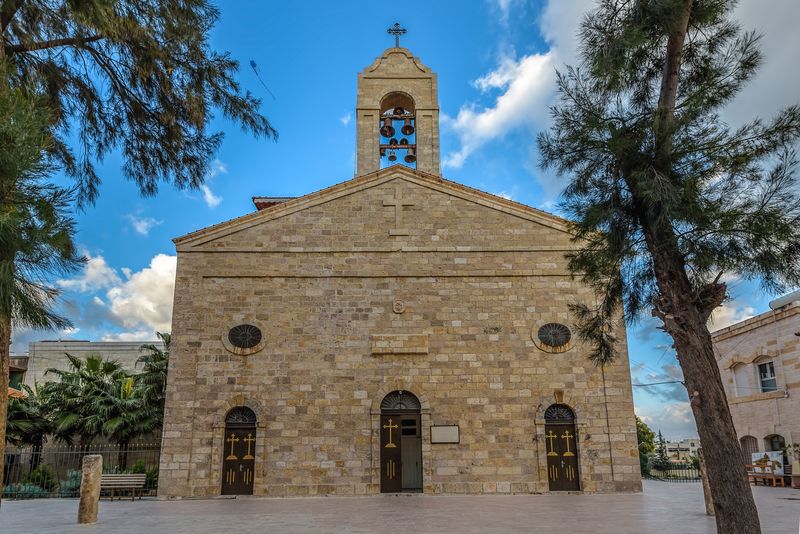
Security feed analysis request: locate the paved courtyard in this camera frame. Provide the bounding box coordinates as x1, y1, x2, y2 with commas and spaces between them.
1, 481, 798, 533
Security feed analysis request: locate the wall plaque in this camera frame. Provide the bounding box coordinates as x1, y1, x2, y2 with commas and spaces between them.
431, 425, 460, 444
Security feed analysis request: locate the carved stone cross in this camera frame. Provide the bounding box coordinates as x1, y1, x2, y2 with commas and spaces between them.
383, 185, 415, 236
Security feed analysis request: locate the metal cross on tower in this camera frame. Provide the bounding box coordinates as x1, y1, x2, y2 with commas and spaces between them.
387, 23, 406, 47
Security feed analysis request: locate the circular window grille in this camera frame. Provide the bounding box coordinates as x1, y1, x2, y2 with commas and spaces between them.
537, 323, 572, 348
228, 324, 262, 349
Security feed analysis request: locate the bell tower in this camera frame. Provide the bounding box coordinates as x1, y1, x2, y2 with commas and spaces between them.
355, 24, 440, 176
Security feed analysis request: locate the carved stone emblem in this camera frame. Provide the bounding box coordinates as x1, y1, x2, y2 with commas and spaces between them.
392, 299, 405, 314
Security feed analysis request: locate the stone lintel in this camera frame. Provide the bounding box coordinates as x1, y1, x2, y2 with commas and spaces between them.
370, 333, 428, 355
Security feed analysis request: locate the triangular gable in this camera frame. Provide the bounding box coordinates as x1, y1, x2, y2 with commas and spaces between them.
174, 166, 572, 250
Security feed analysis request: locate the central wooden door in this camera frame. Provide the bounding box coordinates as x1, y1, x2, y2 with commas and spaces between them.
380, 390, 423, 493
380, 414, 403, 493
544, 404, 580, 491
221, 407, 257, 495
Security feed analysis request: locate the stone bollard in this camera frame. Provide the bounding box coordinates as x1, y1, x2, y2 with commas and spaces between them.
77, 454, 102, 524
698, 448, 715, 516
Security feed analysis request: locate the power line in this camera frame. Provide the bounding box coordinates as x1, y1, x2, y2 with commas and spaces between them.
249, 60, 276, 100
632, 380, 684, 387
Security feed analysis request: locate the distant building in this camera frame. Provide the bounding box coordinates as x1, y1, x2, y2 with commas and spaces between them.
713, 290, 800, 466
665, 438, 700, 462
22, 340, 160, 387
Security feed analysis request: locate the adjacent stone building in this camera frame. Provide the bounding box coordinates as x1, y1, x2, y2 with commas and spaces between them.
158, 42, 641, 498
713, 290, 800, 465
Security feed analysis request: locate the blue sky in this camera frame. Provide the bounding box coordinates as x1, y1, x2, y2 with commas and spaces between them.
13, 0, 800, 440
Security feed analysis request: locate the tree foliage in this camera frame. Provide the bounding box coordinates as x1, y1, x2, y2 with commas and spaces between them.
636, 416, 656, 454
653, 430, 671, 470
5, 383, 53, 448
135, 331, 170, 427
6, 341, 170, 451
45, 353, 128, 445
1, 0, 277, 204
538, 0, 800, 365
0, 85, 84, 332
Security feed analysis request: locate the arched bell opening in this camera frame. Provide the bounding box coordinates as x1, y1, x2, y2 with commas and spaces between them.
544, 403, 580, 491
221, 406, 257, 495
379, 92, 417, 169
379, 390, 422, 492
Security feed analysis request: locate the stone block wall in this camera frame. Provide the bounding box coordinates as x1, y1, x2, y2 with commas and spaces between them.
158, 170, 641, 497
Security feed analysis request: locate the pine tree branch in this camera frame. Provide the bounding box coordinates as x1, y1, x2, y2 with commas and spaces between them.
653, 0, 694, 153
6, 34, 103, 54
0, 0, 25, 30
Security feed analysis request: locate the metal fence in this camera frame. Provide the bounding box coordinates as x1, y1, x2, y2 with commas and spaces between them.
3, 443, 161, 499
644, 463, 701, 482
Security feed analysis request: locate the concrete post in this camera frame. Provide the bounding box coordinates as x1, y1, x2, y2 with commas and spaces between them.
77, 454, 102, 524
698, 448, 715, 516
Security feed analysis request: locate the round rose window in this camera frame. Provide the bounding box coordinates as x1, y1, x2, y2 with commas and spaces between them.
228, 324, 263, 349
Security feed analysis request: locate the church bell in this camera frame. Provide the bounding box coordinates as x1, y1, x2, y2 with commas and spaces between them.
404, 147, 416, 163
388, 149, 397, 162
380, 117, 395, 138
401, 118, 414, 135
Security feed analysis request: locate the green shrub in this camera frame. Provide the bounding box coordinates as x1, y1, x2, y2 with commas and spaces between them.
126, 459, 146, 474
59, 469, 82, 497
639, 452, 651, 476
22, 465, 59, 492
3, 483, 48, 499
146, 467, 159, 489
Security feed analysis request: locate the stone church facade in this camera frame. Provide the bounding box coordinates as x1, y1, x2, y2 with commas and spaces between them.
158, 44, 641, 498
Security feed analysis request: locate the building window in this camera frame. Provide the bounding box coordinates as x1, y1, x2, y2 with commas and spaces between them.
757, 361, 777, 392
740, 435, 758, 465
732, 363, 751, 397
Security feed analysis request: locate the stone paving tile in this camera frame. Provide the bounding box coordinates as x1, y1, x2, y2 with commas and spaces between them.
1, 481, 798, 534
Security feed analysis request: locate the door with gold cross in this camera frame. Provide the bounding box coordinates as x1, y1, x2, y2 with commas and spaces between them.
380, 415, 403, 492
221, 426, 256, 495
544, 421, 580, 491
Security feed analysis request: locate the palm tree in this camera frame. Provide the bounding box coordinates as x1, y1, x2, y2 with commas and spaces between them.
135, 332, 170, 427
99, 376, 160, 470
5, 384, 54, 471
45, 354, 127, 446
0, 84, 84, 504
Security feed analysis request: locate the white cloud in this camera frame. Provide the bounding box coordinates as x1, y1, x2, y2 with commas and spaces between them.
201, 184, 222, 208
708, 301, 756, 331
492, 0, 518, 25
340, 112, 352, 126
34, 253, 177, 343
198, 159, 226, 208
636, 401, 697, 440
106, 254, 176, 333
57, 254, 121, 292
126, 214, 163, 236
447, 0, 799, 204
442, 51, 555, 169
492, 190, 514, 200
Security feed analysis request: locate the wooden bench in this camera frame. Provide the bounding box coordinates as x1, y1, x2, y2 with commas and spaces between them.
746, 465, 785, 487
100, 474, 147, 501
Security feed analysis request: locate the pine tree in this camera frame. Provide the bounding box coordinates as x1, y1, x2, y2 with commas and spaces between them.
538, 1, 800, 532
653, 430, 671, 470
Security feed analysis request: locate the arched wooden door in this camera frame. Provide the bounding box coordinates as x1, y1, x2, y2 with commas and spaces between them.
380, 390, 422, 493
221, 406, 257, 495
544, 404, 580, 491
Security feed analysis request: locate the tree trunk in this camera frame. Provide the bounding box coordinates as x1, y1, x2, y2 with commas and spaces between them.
118, 442, 129, 471
0, 315, 10, 509
30, 442, 43, 471
647, 237, 760, 533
